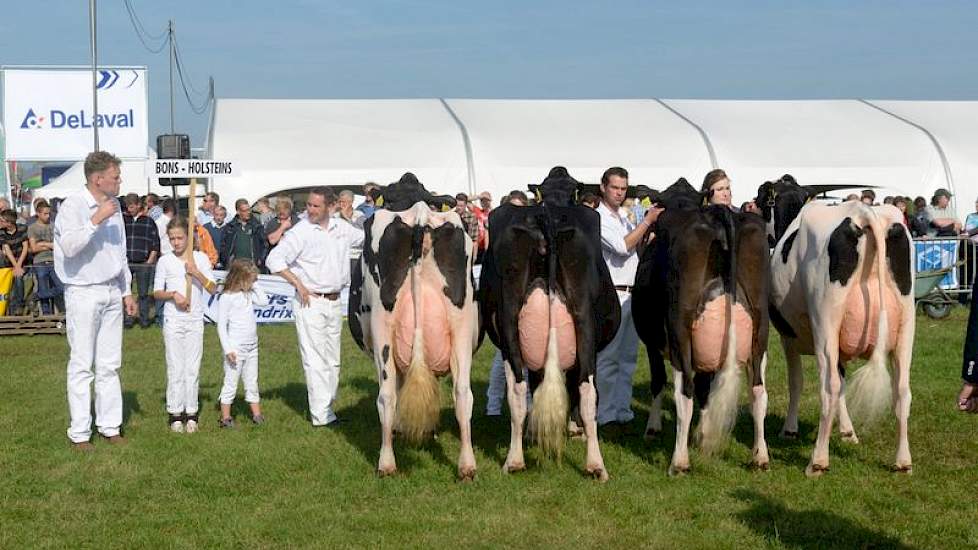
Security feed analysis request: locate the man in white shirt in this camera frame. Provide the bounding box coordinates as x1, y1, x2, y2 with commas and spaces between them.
54, 151, 137, 450
595, 167, 661, 426
266, 187, 364, 427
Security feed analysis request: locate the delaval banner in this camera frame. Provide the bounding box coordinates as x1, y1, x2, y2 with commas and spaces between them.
2, 67, 148, 160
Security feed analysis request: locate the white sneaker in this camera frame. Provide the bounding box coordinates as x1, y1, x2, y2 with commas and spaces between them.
170, 420, 184, 433
185, 420, 198, 433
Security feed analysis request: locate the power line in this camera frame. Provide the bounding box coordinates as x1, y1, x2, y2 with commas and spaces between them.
172, 34, 209, 100
123, 0, 169, 53
173, 37, 213, 115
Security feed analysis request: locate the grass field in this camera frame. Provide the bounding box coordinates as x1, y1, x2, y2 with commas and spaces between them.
2, 309, 976, 548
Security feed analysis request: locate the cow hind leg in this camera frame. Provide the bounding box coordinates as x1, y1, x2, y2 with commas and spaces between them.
749, 353, 769, 470
645, 348, 667, 439
502, 360, 528, 473
780, 339, 803, 439
837, 364, 859, 444
807, 340, 842, 478
669, 370, 694, 476
580, 375, 608, 482
450, 333, 476, 482
891, 332, 913, 473
377, 354, 398, 477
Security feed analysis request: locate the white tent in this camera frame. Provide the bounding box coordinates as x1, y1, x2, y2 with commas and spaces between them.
206, 99, 469, 205
206, 98, 978, 219
34, 148, 166, 201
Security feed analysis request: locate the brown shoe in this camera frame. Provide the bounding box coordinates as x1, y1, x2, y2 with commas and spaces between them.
71, 441, 95, 452
102, 434, 128, 445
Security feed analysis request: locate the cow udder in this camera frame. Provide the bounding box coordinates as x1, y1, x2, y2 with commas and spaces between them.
839, 278, 902, 361
518, 288, 577, 371
690, 296, 753, 373
391, 282, 453, 376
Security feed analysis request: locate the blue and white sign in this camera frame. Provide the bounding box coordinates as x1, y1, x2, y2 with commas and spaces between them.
914, 239, 959, 289
204, 270, 298, 324
2, 67, 148, 160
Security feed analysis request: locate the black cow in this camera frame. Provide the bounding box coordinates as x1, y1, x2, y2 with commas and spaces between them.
479, 167, 620, 481
632, 178, 771, 476
348, 173, 480, 480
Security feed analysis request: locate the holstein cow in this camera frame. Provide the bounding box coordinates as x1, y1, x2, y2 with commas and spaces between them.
632, 178, 771, 476
479, 167, 620, 481
348, 173, 480, 480
758, 175, 914, 477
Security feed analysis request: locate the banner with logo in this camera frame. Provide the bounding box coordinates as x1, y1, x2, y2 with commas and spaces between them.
0, 268, 13, 316
203, 270, 297, 324
2, 67, 148, 160
915, 239, 959, 289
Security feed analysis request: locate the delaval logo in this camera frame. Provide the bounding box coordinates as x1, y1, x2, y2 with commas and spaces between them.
19, 109, 45, 129
19, 107, 135, 130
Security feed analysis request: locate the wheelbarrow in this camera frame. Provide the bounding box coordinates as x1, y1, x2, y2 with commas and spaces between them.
915, 264, 959, 319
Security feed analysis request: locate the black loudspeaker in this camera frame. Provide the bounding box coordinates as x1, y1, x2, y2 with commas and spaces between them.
156, 134, 191, 186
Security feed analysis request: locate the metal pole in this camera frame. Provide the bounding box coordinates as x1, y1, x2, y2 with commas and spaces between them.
89, 0, 99, 151
169, 20, 175, 134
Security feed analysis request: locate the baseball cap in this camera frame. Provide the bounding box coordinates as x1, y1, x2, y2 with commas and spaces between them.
477, 191, 492, 200
934, 188, 953, 198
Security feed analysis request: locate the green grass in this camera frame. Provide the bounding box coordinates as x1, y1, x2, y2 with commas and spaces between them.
1, 309, 976, 548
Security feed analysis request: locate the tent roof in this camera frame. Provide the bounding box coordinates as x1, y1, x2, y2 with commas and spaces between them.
206, 98, 977, 218
207, 99, 469, 204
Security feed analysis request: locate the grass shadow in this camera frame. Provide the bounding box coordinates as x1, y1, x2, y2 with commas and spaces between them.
122, 390, 141, 427
263, 382, 311, 422
731, 488, 917, 549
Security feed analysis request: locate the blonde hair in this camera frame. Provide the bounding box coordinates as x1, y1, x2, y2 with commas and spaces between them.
223, 259, 259, 294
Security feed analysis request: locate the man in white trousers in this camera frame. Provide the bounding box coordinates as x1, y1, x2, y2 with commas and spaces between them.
267, 187, 364, 427
595, 167, 661, 426
55, 151, 137, 450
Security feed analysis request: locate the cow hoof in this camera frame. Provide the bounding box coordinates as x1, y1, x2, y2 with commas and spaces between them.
377, 466, 397, 478
586, 467, 609, 483
781, 430, 800, 440
892, 463, 913, 475
668, 464, 690, 477
840, 431, 859, 444
644, 429, 660, 441
503, 461, 526, 474
751, 460, 770, 472
457, 467, 477, 482
805, 463, 829, 478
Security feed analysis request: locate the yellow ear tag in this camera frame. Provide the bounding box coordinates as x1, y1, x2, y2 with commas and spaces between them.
376, 195, 384, 207
442, 203, 450, 212
641, 197, 651, 207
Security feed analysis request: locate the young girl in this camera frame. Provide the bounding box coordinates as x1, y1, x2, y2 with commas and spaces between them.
153, 217, 216, 433
216, 259, 267, 428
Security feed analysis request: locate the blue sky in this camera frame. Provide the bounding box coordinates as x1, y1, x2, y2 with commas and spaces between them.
3, 1, 976, 146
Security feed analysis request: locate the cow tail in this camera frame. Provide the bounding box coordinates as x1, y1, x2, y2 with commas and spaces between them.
700, 208, 741, 455
847, 207, 893, 427
529, 206, 569, 460
396, 226, 441, 444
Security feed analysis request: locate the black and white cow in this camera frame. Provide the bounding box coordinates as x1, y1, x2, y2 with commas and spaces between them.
758, 175, 915, 477
479, 167, 620, 481
632, 178, 771, 476
348, 173, 480, 480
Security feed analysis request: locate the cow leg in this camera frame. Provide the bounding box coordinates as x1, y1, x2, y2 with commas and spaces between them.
669, 370, 694, 476
891, 326, 913, 473
376, 353, 398, 477
837, 363, 859, 444
502, 360, 528, 473
780, 339, 803, 439
645, 348, 667, 439
580, 374, 608, 482
749, 353, 770, 470
451, 344, 476, 482
807, 339, 842, 477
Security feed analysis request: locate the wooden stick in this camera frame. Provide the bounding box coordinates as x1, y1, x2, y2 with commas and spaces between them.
184, 177, 198, 307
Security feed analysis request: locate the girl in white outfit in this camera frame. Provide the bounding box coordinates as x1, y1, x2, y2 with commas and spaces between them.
216, 259, 267, 428
152, 217, 216, 433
